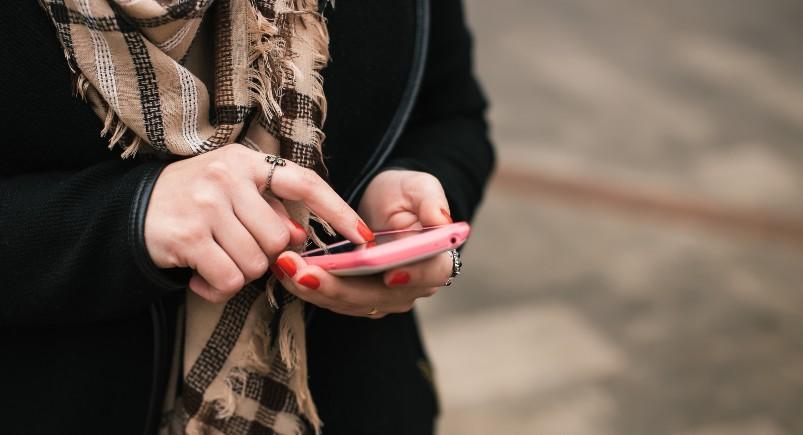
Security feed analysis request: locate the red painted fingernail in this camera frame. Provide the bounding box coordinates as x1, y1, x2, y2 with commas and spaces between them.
275, 257, 297, 278
298, 275, 320, 289
357, 220, 375, 242
290, 219, 305, 232
389, 271, 411, 286
441, 208, 453, 223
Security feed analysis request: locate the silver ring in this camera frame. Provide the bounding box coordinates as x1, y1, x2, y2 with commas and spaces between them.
444, 249, 462, 287
264, 154, 287, 194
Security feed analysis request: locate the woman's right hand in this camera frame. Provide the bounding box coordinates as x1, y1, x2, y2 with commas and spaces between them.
144, 143, 374, 303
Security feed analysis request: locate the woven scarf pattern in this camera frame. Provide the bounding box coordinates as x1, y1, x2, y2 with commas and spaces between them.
39, 0, 329, 433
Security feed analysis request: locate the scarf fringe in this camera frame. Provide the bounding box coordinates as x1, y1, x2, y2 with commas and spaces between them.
44, 1, 331, 432
246, 0, 330, 128
74, 71, 140, 157
246, 4, 285, 119
279, 299, 321, 434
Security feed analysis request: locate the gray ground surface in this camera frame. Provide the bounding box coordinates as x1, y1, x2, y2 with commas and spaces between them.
416, 1, 803, 434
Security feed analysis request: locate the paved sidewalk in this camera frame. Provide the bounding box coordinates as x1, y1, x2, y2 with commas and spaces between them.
417, 1, 803, 434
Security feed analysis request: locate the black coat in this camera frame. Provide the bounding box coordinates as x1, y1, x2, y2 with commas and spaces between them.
0, 0, 494, 434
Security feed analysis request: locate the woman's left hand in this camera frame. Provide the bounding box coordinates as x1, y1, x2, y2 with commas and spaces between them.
271, 170, 455, 318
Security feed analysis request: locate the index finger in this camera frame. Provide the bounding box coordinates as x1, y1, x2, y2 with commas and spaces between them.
260, 158, 374, 244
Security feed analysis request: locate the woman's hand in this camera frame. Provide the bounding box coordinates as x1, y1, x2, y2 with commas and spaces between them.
144, 143, 374, 303
272, 169, 455, 318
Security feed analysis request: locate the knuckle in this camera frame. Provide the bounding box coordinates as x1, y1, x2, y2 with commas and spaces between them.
160, 251, 182, 268
414, 171, 439, 185
154, 238, 187, 268
203, 160, 231, 183
176, 222, 207, 246
190, 190, 219, 211
275, 226, 291, 248
263, 227, 290, 255
298, 168, 322, 191
244, 255, 269, 279
220, 271, 245, 293
407, 171, 440, 192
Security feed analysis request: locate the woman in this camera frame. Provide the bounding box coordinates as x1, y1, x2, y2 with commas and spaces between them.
0, 0, 493, 434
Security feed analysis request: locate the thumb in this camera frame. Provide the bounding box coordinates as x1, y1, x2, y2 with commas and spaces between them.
409, 174, 453, 227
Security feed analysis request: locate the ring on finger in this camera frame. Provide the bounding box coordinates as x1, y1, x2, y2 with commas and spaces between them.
366, 307, 379, 316
264, 154, 287, 194
443, 249, 462, 287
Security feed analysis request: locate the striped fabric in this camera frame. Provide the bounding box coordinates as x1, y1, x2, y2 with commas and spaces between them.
39, 0, 330, 433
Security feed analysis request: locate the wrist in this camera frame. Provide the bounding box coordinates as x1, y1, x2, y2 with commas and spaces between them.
130, 161, 190, 291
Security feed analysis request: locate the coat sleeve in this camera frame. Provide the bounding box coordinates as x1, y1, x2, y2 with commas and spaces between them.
382, 0, 496, 222
0, 1, 189, 326
0, 160, 188, 326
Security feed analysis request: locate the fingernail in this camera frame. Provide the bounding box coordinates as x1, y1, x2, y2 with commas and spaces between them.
389, 271, 411, 286
290, 219, 305, 232
441, 208, 453, 223
298, 274, 320, 289
275, 257, 297, 278
269, 264, 285, 279
357, 219, 375, 242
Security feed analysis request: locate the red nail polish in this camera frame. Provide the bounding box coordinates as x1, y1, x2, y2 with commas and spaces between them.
290, 219, 305, 232
441, 208, 453, 224
269, 264, 285, 279
389, 271, 411, 286
298, 275, 320, 289
275, 257, 297, 278
357, 220, 375, 242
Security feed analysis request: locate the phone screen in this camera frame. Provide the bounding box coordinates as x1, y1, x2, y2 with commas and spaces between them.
300, 226, 440, 257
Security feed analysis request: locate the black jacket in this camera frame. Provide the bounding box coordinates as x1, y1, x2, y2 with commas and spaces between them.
0, 1, 494, 434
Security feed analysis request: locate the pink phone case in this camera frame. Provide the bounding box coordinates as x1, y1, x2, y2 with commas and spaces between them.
302, 222, 471, 276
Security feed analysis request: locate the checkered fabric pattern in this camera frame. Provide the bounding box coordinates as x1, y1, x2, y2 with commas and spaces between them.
39, 0, 329, 433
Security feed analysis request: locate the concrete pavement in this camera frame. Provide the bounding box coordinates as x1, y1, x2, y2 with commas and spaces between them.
416, 1, 803, 434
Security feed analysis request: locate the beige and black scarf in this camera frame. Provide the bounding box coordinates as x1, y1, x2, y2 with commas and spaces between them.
40, 0, 330, 433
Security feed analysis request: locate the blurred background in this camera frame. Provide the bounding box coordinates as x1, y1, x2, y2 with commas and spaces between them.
416, 0, 803, 434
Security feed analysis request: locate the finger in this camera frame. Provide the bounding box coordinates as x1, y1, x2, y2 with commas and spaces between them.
263, 159, 375, 244
382, 251, 451, 295
187, 241, 244, 300
274, 252, 412, 316
211, 211, 269, 282
229, 182, 294, 258
406, 174, 452, 227
189, 272, 231, 304
264, 196, 308, 246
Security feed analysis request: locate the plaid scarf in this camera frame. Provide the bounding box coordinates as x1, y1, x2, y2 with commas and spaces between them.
39, 0, 329, 433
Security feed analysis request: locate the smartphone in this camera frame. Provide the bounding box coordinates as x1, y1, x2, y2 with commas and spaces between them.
300, 222, 470, 276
